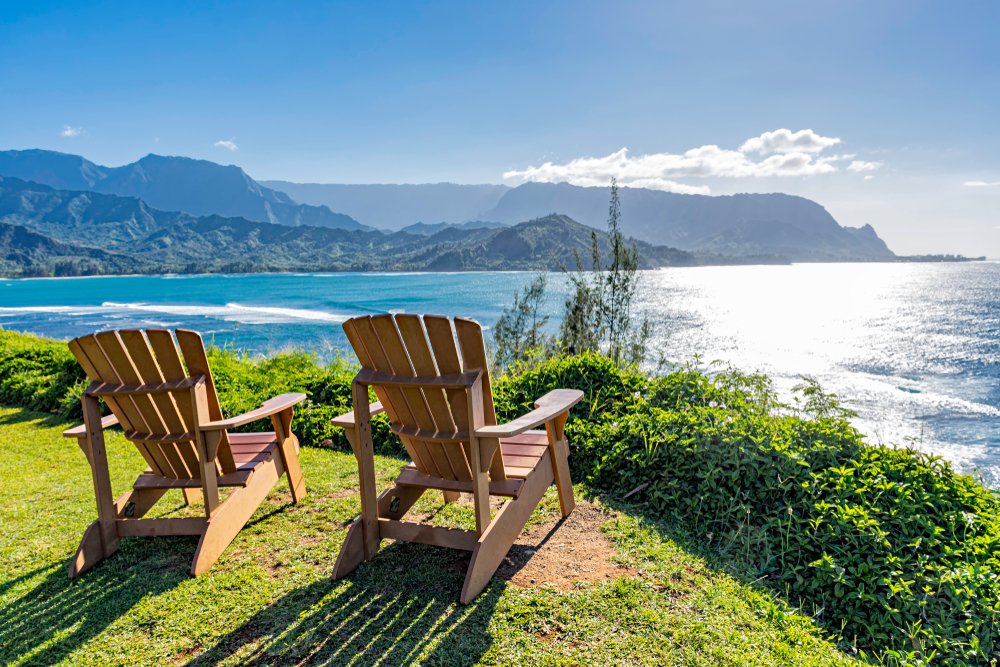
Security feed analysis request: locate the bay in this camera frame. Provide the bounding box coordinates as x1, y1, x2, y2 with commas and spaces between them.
2, 262, 998, 486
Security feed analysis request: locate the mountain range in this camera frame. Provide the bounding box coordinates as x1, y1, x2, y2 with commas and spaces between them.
0, 148, 895, 264
0, 149, 368, 231
269, 179, 892, 261
0, 176, 699, 277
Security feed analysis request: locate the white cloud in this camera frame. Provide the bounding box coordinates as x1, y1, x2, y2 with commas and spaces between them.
214, 139, 239, 151
964, 180, 1000, 187
502, 128, 869, 194
60, 125, 82, 137
864, 175, 875, 181
847, 160, 882, 172
739, 128, 841, 154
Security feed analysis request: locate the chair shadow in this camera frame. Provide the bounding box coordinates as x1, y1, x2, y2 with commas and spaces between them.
0, 545, 189, 666
189, 541, 502, 667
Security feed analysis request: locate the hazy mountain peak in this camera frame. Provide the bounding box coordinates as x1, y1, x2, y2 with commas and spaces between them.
0, 149, 369, 232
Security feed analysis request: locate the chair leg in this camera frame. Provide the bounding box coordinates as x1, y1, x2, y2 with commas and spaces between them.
70, 395, 121, 579
332, 519, 366, 580
545, 416, 575, 517
280, 434, 306, 503
69, 521, 110, 579
191, 455, 280, 576
460, 455, 555, 604
181, 488, 201, 506
68, 487, 169, 578
272, 409, 306, 503
550, 438, 575, 517
442, 491, 461, 504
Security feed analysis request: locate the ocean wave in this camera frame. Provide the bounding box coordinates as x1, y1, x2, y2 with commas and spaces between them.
0, 305, 103, 315
102, 302, 351, 324
0, 302, 351, 325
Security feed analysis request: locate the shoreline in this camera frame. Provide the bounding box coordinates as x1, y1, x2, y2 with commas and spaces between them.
0, 256, 991, 282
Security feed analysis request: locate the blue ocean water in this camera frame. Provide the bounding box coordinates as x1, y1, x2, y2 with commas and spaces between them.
2, 263, 998, 486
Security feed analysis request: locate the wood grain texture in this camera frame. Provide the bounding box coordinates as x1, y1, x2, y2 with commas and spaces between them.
332, 314, 581, 603
65, 327, 307, 579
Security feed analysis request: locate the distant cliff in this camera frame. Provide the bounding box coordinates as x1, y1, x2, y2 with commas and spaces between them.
266, 179, 893, 261
480, 182, 894, 261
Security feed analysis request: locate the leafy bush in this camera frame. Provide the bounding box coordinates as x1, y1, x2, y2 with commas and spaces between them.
3, 330, 999, 663
202, 347, 397, 455
496, 354, 1000, 665
0, 330, 87, 415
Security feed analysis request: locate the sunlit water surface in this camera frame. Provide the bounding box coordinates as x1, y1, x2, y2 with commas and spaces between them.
2, 263, 997, 486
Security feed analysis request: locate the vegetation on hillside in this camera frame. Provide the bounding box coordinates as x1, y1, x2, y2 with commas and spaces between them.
0, 176, 696, 277
2, 327, 998, 664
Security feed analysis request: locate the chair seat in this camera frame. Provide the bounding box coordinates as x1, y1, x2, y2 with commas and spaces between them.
499, 430, 549, 478
228, 432, 279, 470
132, 432, 279, 489
395, 430, 554, 498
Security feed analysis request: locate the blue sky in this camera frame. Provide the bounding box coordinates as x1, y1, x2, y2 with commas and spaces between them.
1, 1, 998, 255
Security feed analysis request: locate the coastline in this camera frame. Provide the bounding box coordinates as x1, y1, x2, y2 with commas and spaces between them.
0, 255, 990, 282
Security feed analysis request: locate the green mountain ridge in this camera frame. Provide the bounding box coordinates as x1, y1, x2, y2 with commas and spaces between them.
0, 148, 897, 261
0, 149, 369, 232
0, 177, 698, 277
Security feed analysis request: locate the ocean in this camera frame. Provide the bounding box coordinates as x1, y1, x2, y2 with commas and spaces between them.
2, 263, 998, 487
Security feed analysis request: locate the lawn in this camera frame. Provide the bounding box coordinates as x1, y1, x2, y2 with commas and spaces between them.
0, 404, 854, 666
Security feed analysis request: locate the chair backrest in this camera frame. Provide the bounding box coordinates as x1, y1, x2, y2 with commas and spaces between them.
342, 314, 506, 482
68, 329, 235, 479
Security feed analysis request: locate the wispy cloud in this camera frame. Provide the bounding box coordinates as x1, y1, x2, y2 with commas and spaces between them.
503, 128, 873, 194
847, 160, 882, 172
214, 138, 239, 151
60, 125, 83, 138
964, 180, 1000, 187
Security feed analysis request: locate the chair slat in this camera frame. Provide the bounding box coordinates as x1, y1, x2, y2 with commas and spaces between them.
454, 318, 506, 480
119, 330, 202, 478
371, 315, 469, 481
423, 315, 472, 439
396, 314, 477, 480
343, 318, 436, 475
70, 335, 167, 476
395, 315, 459, 434
145, 330, 197, 427
95, 331, 190, 479
174, 329, 236, 474
454, 318, 497, 425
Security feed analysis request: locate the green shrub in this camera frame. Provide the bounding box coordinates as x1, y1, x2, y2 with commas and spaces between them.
0, 330, 87, 415
202, 347, 398, 455
496, 354, 1000, 665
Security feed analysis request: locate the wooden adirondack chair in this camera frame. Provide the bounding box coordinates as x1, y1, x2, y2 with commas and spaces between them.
331, 314, 583, 603
62, 328, 307, 578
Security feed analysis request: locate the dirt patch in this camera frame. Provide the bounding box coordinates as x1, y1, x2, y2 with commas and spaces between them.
495, 501, 636, 590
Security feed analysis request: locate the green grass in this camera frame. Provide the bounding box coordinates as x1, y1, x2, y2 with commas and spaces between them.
0, 405, 853, 666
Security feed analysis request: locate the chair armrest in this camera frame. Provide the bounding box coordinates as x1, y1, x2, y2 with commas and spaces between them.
474, 389, 583, 439
62, 414, 120, 438
331, 402, 385, 428
200, 393, 307, 431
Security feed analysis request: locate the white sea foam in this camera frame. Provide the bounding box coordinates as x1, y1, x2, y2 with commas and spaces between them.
101, 302, 350, 324
0, 305, 103, 315
0, 302, 350, 325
